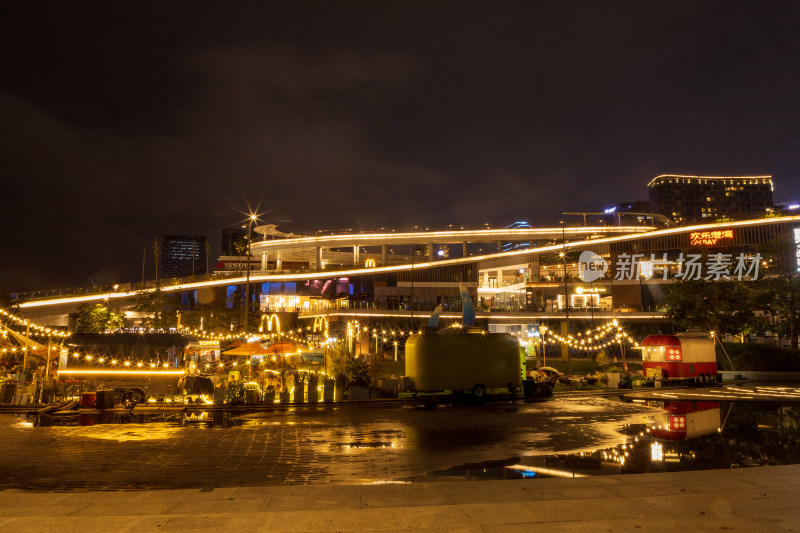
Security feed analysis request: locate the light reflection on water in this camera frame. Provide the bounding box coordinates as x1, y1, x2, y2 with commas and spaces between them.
4, 396, 798, 488
73, 425, 182, 442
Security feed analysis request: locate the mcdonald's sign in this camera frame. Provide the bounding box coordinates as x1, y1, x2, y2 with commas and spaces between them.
313, 316, 329, 332
365, 258, 376, 268
263, 313, 281, 332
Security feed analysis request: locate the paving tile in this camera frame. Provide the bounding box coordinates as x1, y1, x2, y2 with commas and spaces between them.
360, 484, 455, 509
134, 512, 252, 532
604, 480, 686, 498
0, 504, 86, 517
2, 406, 800, 531
166, 496, 270, 514
448, 501, 541, 525
265, 492, 364, 512
2, 515, 149, 533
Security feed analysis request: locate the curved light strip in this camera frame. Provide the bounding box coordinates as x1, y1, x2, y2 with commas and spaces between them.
300, 311, 665, 320
647, 174, 772, 188
250, 225, 654, 252
57, 369, 185, 376
20, 215, 800, 309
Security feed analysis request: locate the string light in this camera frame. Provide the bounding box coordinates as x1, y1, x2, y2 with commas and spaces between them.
176, 327, 239, 342
541, 319, 641, 352
2, 313, 632, 363
0, 308, 71, 338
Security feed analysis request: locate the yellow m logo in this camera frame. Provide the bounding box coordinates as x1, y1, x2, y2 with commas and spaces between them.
365, 258, 376, 268
264, 313, 280, 332
313, 316, 329, 332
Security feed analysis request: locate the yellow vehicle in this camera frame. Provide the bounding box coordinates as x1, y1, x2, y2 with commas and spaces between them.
404, 329, 522, 399
403, 283, 522, 400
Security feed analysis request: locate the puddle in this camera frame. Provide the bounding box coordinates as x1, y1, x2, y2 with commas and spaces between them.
2, 397, 798, 489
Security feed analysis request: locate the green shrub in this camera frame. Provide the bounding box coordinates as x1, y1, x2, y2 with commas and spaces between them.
348, 358, 370, 387
716, 343, 800, 371
225, 382, 245, 404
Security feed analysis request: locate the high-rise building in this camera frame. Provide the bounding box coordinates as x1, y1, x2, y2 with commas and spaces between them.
161, 235, 208, 278
221, 228, 247, 256
648, 174, 774, 223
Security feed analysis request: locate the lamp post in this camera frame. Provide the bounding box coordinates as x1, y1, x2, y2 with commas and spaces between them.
23, 320, 29, 376
38, 335, 52, 404
560, 221, 571, 373
243, 214, 257, 335
560, 251, 568, 319
409, 245, 415, 324
540, 325, 547, 367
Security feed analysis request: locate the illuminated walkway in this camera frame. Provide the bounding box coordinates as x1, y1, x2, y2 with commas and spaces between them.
249, 224, 654, 268
15, 215, 800, 325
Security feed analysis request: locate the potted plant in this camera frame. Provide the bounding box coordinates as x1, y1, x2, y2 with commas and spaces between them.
348, 358, 370, 400
604, 366, 622, 389
279, 387, 291, 403
307, 372, 319, 403
322, 375, 335, 402
225, 381, 245, 404
291, 371, 305, 403
243, 382, 260, 404
326, 342, 351, 402
262, 384, 276, 404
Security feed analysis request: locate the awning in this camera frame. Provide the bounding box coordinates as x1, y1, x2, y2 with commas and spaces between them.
4, 327, 46, 350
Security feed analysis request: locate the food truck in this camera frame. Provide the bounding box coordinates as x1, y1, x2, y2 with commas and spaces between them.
404, 329, 522, 398
403, 283, 521, 399
641, 334, 719, 386
647, 400, 721, 441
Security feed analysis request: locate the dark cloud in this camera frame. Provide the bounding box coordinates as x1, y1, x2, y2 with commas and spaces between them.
1, 1, 799, 291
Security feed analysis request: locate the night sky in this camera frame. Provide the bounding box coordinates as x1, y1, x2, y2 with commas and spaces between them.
2, 2, 799, 292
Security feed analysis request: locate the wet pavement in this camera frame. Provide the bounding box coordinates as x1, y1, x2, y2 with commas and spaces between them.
0, 396, 655, 490
1, 393, 798, 491
624, 383, 800, 402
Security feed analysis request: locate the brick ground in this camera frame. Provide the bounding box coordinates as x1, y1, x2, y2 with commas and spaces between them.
0, 397, 654, 490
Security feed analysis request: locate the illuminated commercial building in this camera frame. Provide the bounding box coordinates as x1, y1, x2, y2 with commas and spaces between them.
648, 174, 774, 223
17, 215, 800, 340
221, 228, 247, 257
161, 235, 208, 278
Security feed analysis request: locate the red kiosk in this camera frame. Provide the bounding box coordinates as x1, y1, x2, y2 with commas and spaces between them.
641, 334, 719, 385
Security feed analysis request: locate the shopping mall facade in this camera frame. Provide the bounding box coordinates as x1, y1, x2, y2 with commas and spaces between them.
245, 216, 798, 324
17, 215, 800, 343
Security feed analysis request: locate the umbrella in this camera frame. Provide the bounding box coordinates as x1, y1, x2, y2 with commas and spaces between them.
538, 366, 562, 377
263, 341, 303, 355
224, 339, 245, 349
4, 327, 46, 350
30, 346, 60, 361
222, 342, 270, 356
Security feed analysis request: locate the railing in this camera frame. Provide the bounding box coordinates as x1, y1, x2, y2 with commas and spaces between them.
12, 271, 246, 302
17, 213, 791, 303
12, 257, 424, 303
294, 301, 665, 315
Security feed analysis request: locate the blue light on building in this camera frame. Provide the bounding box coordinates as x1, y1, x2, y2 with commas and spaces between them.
503, 221, 532, 252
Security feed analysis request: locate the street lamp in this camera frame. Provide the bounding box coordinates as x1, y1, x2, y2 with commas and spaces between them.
244, 213, 257, 334
560, 221, 571, 373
